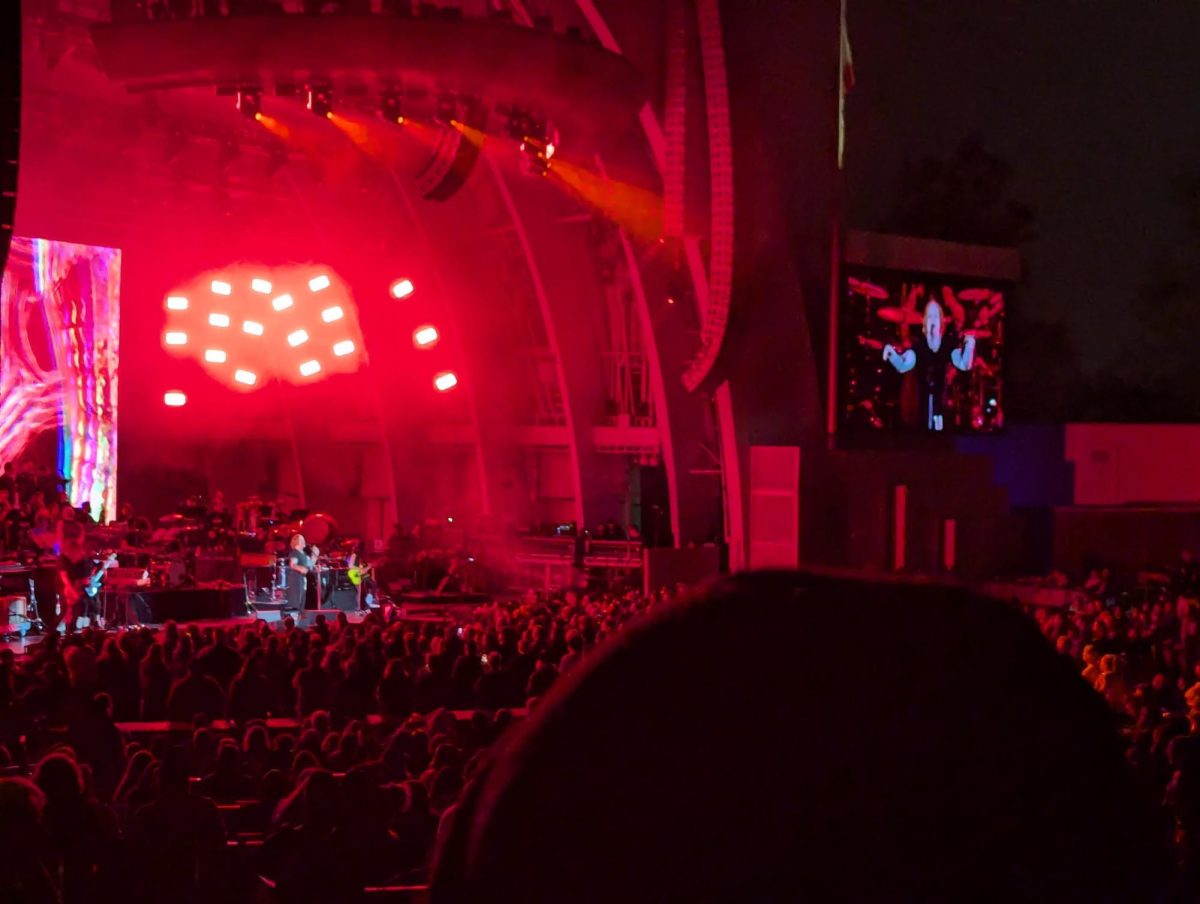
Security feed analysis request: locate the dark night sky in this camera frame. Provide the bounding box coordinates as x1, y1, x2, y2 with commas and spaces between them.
844, 0, 1200, 373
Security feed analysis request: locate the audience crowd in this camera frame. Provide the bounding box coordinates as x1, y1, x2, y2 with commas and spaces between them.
1027, 552, 1200, 887
0, 590, 663, 902
10, 556, 1200, 900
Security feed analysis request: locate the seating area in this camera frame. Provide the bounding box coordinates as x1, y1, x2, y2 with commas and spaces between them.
0, 590, 661, 902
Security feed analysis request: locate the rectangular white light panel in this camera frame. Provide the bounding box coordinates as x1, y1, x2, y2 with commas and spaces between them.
166, 296, 189, 311
299, 360, 321, 377
251, 278, 273, 294
204, 349, 227, 363
208, 312, 231, 328
243, 320, 265, 336
321, 305, 344, 323
234, 369, 258, 385
333, 339, 355, 357
211, 280, 233, 296
287, 329, 310, 347
272, 294, 294, 311
308, 275, 331, 292
164, 331, 188, 346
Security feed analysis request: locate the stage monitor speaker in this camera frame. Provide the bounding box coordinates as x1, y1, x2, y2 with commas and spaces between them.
643, 546, 720, 595
325, 588, 360, 612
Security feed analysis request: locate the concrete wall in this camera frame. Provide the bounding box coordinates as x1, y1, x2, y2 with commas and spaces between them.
1065, 424, 1200, 506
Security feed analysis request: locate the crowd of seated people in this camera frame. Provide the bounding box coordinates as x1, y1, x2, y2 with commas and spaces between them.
1025, 552, 1200, 884
6, 561, 1200, 900
0, 590, 662, 902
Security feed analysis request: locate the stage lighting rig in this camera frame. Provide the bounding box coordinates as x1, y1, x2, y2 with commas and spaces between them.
236, 88, 262, 120
380, 90, 406, 125
306, 85, 334, 118
506, 108, 558, 176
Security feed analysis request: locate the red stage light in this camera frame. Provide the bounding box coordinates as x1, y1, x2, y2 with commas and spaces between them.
163, 391, 187, 407
211, 280, 232, 296
390, 278, 415, 299
434, 371, 458, 392
413, 325, 439, 348
164, 264, 366, 393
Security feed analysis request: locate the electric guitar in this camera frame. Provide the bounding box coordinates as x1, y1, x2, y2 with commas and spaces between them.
83, 553, 119, 598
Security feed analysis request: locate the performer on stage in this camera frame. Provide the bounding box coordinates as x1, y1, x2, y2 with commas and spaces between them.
57, 540, 112, 634
882, 300, 976, 432
285, 533, 319, 611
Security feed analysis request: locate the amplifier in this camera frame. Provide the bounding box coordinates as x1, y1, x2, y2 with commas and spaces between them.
107, 567, 149, 590
325, 588, 360, 612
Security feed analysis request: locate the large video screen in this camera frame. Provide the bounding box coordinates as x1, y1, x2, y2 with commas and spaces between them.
838, 267, 1005, 433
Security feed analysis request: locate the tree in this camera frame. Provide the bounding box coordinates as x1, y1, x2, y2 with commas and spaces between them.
879, 136, 1036, 247
875, 136, 1080, 421
1124, 164, 1200, 420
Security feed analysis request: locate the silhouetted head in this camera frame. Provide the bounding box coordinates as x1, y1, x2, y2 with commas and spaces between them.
432, 572, 1172, 904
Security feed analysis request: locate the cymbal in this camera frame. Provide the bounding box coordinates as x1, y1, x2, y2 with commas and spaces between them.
958, 288, 995, 302
877, 307, 923, 325
857, 336, 884, 350
849, 277, 889, 300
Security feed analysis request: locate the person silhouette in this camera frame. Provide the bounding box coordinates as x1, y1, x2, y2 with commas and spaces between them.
883, 300, 975, 431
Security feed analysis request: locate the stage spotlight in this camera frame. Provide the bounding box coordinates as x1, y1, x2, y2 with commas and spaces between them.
272, 294, 294, 311
333, 339, 356, 357
519, 130, 558, 177
164, 331, 188, 346
390, 278, 414, 299
309, 274, 331, 292
380, 90, 406, 124
208, 312, 231, 328
434, 371, 458, 392
306, 85, 333, 119
164, 391, 188, 407
413, 325, 439, 348
234, 369, 258, 386
211, 280, 233, 296
251, 278, 272, 294
287, 329, 310, 347
321, 305, 344, 323
236, 88, 262, 120
165, 295, 188, 311
243, 320, 264, 336
299, 359, 321, 377
204, 349, 227, 363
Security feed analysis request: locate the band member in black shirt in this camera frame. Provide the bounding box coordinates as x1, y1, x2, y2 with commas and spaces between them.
285, 533, 319, 611
883, 300, 976, 432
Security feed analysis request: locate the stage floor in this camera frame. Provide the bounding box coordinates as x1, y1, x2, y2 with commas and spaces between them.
0, 595, 492, 658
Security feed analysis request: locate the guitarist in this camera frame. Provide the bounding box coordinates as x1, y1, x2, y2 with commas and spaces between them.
58, 540, 114, 634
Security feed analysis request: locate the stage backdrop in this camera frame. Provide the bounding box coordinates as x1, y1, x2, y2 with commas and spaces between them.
0, 237, 120, 521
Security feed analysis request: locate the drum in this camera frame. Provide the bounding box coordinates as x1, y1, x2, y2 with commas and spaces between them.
300, 512, 338, 548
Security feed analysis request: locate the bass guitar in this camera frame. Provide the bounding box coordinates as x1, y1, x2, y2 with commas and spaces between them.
83, 553, 119, 598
